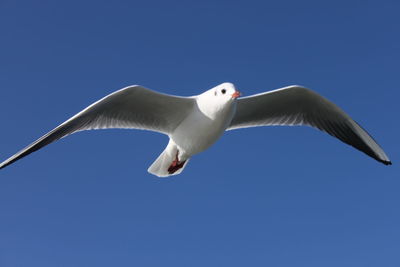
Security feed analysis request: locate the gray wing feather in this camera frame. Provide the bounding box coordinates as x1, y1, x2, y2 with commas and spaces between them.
0, 85, 194, 169
228, 85, 391, 165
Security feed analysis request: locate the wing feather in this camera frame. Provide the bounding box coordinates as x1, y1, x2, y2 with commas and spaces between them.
0, 85, 194, 169
229, 86, 391, 165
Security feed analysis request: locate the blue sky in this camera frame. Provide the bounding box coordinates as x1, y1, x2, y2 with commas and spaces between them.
0, 0, 399, 266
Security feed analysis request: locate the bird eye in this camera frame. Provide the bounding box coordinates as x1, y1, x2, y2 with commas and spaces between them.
221, 89, 226, 94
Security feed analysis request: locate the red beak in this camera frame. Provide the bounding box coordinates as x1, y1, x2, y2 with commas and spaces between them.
232, 91, 241, 99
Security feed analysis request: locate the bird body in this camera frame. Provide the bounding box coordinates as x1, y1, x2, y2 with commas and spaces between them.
149, 83, 238, 176
0, 82, 391, 177
172, 83, 237, 155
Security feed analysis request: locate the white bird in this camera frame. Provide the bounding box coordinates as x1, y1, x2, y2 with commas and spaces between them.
0, 83, 391, 177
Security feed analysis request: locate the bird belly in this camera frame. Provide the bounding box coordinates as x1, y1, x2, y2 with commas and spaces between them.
170, 111, 229, 158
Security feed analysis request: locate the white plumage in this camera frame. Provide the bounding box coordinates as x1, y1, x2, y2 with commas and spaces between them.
0, 82, 391, 177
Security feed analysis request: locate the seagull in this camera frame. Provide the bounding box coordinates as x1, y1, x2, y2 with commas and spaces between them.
0, 83, 391, 177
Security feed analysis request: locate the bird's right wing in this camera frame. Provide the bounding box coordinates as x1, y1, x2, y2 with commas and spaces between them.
228, 85, 391, 165
0, 85, 194, 169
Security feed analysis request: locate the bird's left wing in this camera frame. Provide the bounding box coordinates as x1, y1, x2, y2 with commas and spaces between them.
228, 85, 391, 165
0, 85, 194, 169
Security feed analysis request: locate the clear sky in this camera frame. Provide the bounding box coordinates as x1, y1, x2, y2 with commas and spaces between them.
0, 0, 399, 266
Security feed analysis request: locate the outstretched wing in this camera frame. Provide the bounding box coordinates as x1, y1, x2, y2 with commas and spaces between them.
0, 85, 194, 169
228, 85, 391, 165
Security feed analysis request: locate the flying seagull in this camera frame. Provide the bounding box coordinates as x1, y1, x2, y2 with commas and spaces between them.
0, 83, 391, 177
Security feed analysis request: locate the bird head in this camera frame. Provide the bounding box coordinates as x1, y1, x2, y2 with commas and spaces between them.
196, 82, 241, 119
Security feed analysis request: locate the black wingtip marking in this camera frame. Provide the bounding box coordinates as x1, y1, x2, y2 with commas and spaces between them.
377, 158, 392, 165
383, 160, 392, 166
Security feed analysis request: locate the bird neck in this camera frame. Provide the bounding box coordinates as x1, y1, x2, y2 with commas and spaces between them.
196, 98, 236, 121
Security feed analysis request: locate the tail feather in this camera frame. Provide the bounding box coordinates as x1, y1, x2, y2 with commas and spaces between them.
148, 142, 190, 177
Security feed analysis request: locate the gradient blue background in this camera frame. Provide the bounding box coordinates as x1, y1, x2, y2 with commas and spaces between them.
0, 0, 398, 266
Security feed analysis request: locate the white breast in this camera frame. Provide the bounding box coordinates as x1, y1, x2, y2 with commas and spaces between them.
170, 102, 236, 157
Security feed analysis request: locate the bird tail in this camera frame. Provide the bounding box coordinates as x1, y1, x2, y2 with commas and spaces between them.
147, 141, 190, 178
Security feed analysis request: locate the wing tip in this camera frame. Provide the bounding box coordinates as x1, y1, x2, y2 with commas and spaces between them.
0, 158, 15, 170
376, 157, 392, 165
0, 163, 8, 170
382, 160, 392, 166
